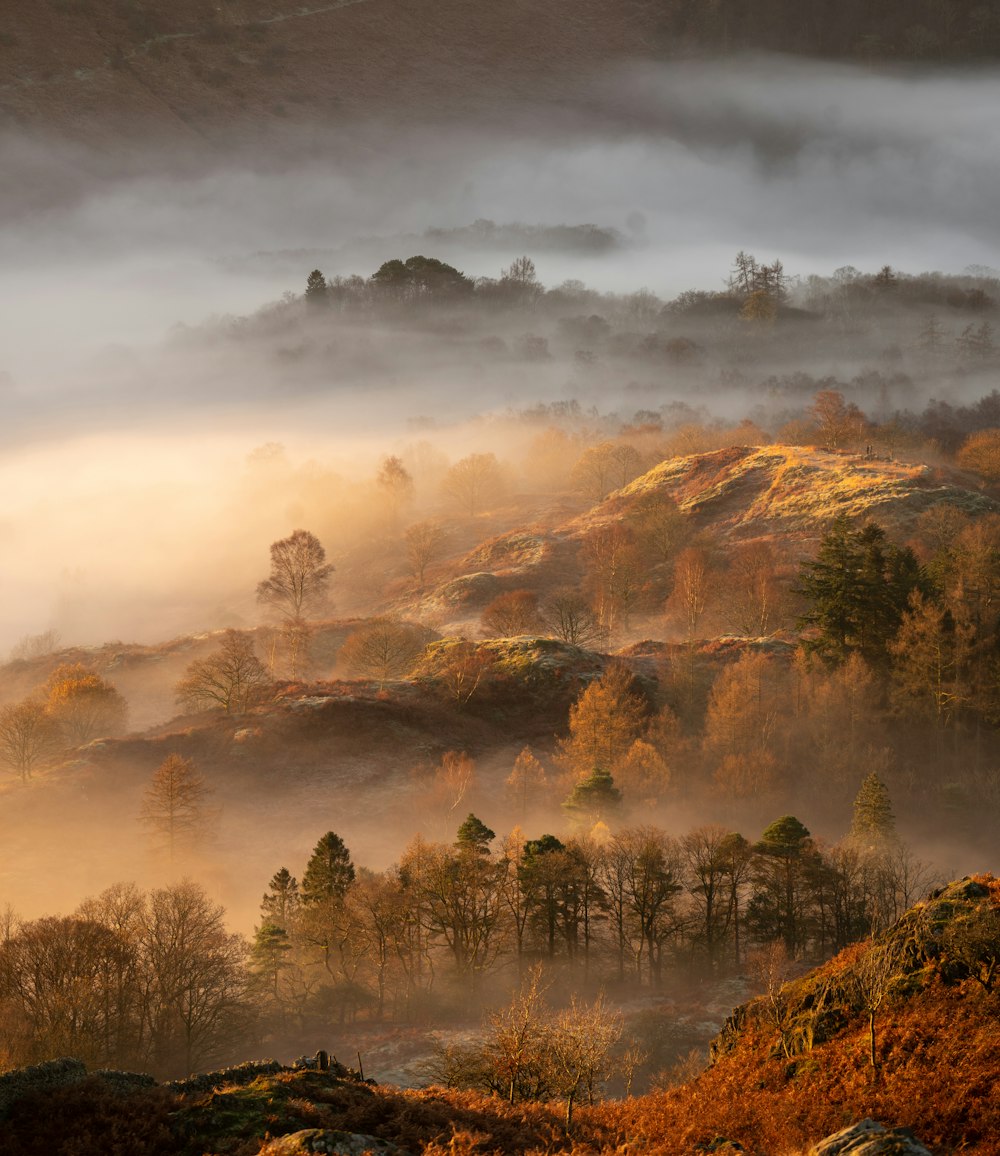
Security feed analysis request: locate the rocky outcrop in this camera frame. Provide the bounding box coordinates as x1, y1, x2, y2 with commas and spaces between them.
0, 1058, 155, 1120
258, 1129, 410, 1156
810, 1119, 933, 1155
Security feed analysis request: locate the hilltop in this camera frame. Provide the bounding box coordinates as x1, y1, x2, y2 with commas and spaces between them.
400, 444, 998, 631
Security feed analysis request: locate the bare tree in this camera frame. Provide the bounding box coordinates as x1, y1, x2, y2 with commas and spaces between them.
541, 589, 603, 647
441, 453, 505, 516
404, 520, 448, 589
139, 754, 213, 863
257, 528, 334, 623
480, 590, 542, 637
8, 629, 60, 662
0, 700, 62, 782
338, 618, 427, 687
376, 455, 414, 527
847, 938, 902, 1071
176, 630, 274, 714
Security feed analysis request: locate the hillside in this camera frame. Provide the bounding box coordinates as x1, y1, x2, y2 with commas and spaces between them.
2, 877, 996, 1154
400, 444, 999, 631
0, 0, 657, 146
4, 0, 1000, 146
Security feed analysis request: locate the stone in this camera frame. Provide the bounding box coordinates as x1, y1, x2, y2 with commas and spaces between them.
810, 1119, 934, 1156
258, 1129, 410, 1156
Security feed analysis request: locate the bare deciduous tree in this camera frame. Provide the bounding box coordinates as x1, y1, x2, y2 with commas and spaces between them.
176, 630, 274, 714
338, 617, 428, 687
404, 520, 448, 589
441, 453, 505, 516
0, 700, 62, 782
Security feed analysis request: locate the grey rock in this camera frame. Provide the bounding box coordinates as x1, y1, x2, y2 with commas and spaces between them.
810, 1119, 933, 1156
259, 1129, 410, 1156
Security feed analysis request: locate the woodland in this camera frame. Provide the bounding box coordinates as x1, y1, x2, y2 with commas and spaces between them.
1, 252, 1000, 1153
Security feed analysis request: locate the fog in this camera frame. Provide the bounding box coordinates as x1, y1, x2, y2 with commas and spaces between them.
1, 54, 999, 947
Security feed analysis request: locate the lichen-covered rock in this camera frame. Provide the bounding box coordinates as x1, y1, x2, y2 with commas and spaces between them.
258, 1129, 410, 1156
0, 1058, 88, 1118
810, 1118, 933, 1155
167, 1058, 284, 1093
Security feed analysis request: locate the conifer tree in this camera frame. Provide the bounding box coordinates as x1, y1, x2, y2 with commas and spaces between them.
850, 772, 896, 845
301, 832, 355, 905
139, 754, 211, 863
261, 867, 300, 924
456, 813, 495, 854
563, 767, 622, 821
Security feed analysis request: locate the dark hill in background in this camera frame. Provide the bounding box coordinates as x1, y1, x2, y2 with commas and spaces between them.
3, 0, 999, 146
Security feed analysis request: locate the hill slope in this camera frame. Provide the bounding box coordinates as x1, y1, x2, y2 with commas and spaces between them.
401, 444, 998, 629
3, 877, 996, 1154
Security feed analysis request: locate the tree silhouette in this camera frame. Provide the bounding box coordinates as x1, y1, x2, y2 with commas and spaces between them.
0, 700, 61, 782
176, 630, 273, 714
139, 755, 212, 863
301, 832, 356, 905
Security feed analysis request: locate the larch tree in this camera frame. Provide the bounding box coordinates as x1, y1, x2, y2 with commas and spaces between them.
505, 746, 548, 820
556, 664, 647, 783
44, 664, 127, 745
139, 754, 212, 863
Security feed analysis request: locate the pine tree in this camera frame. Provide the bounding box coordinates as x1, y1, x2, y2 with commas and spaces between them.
796, 516, 923, 668
301, 832, 355, 905
305, 269, 328, 307
563, 767, 622, 821
261, 867, 300, 924
456, 813, 495, 854
850, 772, 896, 846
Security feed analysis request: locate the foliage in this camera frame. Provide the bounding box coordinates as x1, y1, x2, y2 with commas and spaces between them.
796, 515, 924, 668
301, 832, 356, 906
44, 663, 128, 745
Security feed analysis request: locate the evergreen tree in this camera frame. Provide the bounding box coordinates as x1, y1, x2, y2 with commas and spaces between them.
456, 813, 496, 854
305, 269, 328, 307
850, 772, 896, 846
250, 921, 294, 1001
301, 832, 355, 905
261, 867, 300, 924
796, 516, 923, 668
563, 767, 622, 821
749, 815, 814, 955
